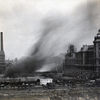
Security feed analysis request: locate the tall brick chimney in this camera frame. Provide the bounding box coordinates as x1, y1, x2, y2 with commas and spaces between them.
0, 32, 5, 74
0, 32, 4, 51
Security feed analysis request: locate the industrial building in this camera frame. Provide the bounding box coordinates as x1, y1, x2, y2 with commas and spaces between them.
64, 30, 100, 74
0, 32, 5, 74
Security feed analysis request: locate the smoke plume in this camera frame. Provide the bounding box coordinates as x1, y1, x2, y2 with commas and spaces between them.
5, 0, 100, 76
29, 0, 100, 72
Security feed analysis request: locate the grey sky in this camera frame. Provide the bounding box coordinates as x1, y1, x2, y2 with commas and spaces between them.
0, 0, 100, 59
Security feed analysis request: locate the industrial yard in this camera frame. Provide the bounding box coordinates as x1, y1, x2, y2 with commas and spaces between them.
0, 0, 100, 99
0, 73, 100, 100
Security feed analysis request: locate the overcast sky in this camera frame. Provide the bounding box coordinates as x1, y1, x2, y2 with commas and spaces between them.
0, 0, 100, 59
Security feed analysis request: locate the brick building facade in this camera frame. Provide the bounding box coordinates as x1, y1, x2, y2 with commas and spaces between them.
64, 30, 100, 73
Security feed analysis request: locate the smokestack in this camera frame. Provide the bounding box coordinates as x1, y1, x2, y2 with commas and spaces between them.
0, 32, 5, 74
0, 32, 4, 51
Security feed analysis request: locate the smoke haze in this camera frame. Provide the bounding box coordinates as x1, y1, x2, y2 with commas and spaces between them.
28, 0, 100, 71
1, 0, 100, 72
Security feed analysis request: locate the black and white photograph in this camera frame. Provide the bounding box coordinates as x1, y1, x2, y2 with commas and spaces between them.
0, 0, 100, 100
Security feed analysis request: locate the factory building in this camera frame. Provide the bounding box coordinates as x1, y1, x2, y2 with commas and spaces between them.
0, 32, 5, 74
94, 29, 100, 74
64, 30, 100, 74
75, 45, 95, 66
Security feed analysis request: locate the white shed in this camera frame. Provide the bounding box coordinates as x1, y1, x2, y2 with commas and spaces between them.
40, 78, 53, 85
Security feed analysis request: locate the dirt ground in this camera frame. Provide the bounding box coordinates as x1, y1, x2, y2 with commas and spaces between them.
0, 87, 100, 100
